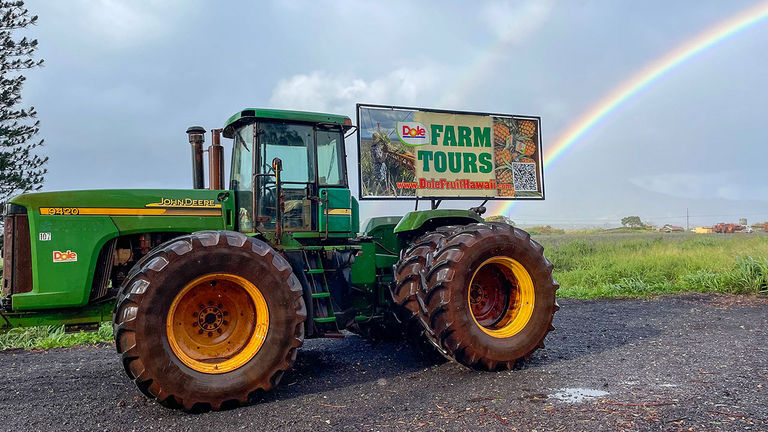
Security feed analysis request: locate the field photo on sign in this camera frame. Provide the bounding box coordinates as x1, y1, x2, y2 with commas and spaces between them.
358, 107, 417, 197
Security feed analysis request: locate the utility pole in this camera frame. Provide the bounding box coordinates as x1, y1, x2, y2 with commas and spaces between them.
686, 208, 689, 231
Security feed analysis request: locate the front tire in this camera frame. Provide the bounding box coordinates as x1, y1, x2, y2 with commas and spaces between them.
113, 230, 306, 411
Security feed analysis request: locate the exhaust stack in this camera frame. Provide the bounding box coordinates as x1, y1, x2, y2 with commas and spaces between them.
208, 129, 225, 190
186, 126, 206, 189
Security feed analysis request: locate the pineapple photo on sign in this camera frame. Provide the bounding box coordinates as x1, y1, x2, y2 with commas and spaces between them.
356, 104, 544, 200
493, 116, 543, 198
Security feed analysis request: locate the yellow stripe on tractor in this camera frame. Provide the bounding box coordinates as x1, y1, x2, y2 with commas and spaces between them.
39, 207, 221, 217
327, 208, 352, 216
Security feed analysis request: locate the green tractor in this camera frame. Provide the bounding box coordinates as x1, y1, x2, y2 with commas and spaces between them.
1, 108, 558, 410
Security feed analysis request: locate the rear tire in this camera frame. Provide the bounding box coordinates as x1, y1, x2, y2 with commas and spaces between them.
391, 227, 456, 358
113, 230, 306, 411
420, 223, 558, 370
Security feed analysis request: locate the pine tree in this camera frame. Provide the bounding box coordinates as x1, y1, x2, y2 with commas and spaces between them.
0, 1, 46, 203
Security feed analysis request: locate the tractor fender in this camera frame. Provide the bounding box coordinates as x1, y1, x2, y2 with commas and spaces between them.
393, 209, 482, 242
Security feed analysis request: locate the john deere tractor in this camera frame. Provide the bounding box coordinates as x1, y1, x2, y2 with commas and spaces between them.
1, 108, 558, 410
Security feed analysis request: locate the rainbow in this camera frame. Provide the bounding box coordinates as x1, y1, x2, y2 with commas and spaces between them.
493, 0, 768, 216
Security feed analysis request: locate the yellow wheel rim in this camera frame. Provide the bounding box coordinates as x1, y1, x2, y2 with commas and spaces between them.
166, 273, 269, 374
467, 257, 535, 338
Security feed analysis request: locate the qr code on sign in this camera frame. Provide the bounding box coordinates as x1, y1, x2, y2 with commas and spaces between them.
512, 162, 538, 191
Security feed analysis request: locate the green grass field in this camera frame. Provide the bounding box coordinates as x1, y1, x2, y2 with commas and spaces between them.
0, 322, 112, 350
1, 231, 766, 350
534, 231, 768, 298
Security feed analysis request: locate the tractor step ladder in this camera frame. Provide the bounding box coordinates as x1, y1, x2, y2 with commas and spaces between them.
301, 250, 340, 333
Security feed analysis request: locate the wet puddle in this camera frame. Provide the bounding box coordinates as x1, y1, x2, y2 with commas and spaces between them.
548, 387, 608, 403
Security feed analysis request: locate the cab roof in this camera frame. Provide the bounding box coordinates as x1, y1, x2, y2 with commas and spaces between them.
222, 108, 353, 138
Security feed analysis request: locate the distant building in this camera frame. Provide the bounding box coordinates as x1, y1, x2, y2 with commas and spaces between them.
694, 226, 714, 234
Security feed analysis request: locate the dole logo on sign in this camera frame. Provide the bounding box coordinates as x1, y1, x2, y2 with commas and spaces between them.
403, 124, 425, 138
396, 121, 430, 146
53, 250, 78, 263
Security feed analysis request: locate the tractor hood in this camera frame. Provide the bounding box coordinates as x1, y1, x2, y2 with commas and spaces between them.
9, 189, 230, 215
4, 189, 235, 310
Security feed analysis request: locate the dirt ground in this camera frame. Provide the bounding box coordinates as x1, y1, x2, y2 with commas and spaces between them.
1, 293, 766, 431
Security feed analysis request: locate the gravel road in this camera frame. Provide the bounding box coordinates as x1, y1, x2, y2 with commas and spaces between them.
1, 293, 766, 431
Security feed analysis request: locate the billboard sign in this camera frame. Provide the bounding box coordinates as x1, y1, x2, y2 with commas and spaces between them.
356, 104, 544, 200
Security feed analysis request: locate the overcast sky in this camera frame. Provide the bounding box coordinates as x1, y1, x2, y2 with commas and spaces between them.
20, 0, 768, 228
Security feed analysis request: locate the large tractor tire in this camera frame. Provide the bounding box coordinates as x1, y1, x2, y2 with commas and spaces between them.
391, 227, 456, 357
113, 230, 306, 411
419, 223, 558, 370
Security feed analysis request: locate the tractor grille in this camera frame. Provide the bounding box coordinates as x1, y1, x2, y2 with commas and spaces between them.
3, 208, 33, 297
90, 238, 116, 301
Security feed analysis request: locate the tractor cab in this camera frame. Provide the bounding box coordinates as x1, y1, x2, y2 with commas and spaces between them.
221, 109, 355, 236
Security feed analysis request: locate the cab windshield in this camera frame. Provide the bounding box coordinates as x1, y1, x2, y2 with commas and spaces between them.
259, 123, 315, 183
